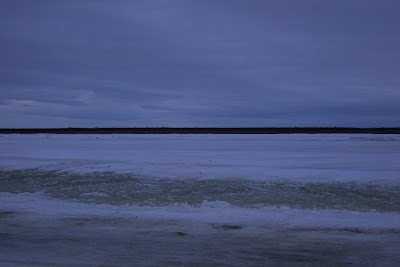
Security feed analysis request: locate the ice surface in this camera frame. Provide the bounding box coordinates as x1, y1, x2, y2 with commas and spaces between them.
1, 169, 399, 211
1, 191, 399, 265
1, 134, 399, 183
1, 191, 400, 230
1, 134, 399, 265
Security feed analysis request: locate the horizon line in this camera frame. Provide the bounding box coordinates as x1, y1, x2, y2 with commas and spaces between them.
1, 127, 399, 134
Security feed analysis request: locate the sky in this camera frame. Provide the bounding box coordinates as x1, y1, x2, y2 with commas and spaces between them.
0, 0, 399, 128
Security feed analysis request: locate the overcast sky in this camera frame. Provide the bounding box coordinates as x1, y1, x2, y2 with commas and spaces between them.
1, 0, 399, 127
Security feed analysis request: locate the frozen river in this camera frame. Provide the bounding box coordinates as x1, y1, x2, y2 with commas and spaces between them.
0, 134, 399, 265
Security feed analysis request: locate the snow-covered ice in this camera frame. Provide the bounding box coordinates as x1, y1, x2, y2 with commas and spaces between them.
0, 134, 399, 265
1, 134, 399, 183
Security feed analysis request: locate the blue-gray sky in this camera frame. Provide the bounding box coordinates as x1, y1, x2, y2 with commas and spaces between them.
1, 0, 399, 127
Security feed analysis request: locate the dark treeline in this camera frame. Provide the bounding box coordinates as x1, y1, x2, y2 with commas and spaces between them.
0, 127, 399, 134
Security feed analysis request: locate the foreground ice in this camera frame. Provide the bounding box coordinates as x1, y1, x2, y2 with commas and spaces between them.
0, 134, 399, 265
1, 191, 399, 266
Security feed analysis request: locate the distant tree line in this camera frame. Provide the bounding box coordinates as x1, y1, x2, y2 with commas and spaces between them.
0, 127, 399, 134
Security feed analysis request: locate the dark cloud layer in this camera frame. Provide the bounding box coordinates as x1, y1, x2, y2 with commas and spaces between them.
1, 0, 399, 127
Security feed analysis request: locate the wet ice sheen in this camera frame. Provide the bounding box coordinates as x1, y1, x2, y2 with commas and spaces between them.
1, 191, 400, 266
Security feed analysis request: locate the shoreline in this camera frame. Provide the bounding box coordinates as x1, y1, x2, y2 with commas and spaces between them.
1, 127, 400, 134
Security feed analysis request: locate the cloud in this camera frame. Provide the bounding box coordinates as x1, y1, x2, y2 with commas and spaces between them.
0, 0, 399, 127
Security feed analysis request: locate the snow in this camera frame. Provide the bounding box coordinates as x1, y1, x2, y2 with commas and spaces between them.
1, 134, 399, 265
1, 134, 399, 183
